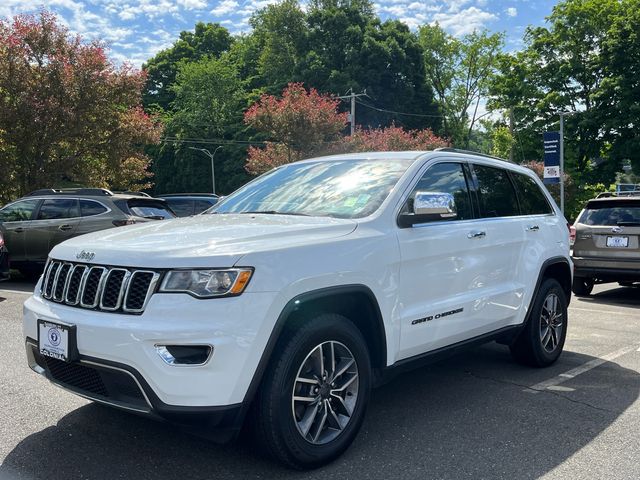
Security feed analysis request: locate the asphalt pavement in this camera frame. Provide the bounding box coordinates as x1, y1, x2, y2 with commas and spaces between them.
1, 279, 639, 480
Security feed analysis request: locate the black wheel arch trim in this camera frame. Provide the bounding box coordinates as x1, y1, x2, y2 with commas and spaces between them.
242, 284, 387, 406
533, 256, 572, 308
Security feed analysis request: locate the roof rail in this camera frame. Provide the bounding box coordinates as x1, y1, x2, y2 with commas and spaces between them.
26, 188, 114, 197
433, 148, 513, 163
111, 190, 151, 197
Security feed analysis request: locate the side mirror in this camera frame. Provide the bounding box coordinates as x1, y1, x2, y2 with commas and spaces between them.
398, 191, 457, 228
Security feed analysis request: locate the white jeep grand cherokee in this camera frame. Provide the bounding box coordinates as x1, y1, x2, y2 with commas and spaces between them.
23, 149, 572, 468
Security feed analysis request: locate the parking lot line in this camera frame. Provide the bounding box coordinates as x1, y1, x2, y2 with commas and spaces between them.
526, 343, 639, 393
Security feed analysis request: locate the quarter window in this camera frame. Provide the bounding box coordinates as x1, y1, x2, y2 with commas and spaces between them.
473, 165, 520, 218
80, 200, 108, 217
0, 199, 39, 222
37, 199, 80, 220
511, 173, 552, 215
406, 162, 473, 221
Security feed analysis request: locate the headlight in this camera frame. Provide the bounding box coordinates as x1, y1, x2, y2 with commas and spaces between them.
159, 268, 253, 298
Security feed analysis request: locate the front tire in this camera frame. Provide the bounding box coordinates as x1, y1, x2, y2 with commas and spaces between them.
510, 278, 568, 367
254, 314, 371, 469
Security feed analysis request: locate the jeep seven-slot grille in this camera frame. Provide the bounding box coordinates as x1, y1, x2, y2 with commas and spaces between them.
41, 260, 160, 314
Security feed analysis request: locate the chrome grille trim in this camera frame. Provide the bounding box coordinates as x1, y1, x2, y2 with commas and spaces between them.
41, 260, 160, 315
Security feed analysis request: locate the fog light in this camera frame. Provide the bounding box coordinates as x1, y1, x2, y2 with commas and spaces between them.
155, 345, 213, 366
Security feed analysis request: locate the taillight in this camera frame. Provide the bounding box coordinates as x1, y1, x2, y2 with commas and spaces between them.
0, 233, 4, 248
112, 219, 136, 227
569, 224, 576, 246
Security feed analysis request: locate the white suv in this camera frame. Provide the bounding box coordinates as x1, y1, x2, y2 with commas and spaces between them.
23, 150, 572, 468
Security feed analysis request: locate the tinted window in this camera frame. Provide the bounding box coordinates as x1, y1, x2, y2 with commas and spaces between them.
511, 173, 553, 215
80, 200, 108, 217
165, 199, 194, 217
473, 165, 519, 218
194, 199, 216, 214
0, 199, 39, 222
127, 200, 174, 219
37, 199, 79, 220
578, 200, 640, 226
406, 162, 473, 221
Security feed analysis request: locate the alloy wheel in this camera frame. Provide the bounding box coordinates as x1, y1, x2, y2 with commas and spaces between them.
291, 341, 359, 445
540, 293, 564, 353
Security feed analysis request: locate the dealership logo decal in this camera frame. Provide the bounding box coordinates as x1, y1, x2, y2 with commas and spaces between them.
48, 328, 61, 346
76, 250, 95, 261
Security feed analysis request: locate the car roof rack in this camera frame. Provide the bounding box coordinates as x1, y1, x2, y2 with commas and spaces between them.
111, 190, 151, 197
26, 188, 114, 197
433, 148, 513, 163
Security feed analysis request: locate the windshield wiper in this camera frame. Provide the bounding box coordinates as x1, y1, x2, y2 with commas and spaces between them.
240, 210, 311, 216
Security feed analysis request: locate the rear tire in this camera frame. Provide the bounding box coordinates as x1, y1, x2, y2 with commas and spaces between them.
510, 278, 568, 367
572, 277, 594, 296
254, 314, 371, 469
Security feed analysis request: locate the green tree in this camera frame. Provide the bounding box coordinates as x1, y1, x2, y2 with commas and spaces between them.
153, 56, 250, 194
0, 11, 161, 199
419, 24, 503, 146
143, 22, 233, 111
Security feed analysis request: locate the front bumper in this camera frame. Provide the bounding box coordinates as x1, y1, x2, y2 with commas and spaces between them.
23, 288, 280, 409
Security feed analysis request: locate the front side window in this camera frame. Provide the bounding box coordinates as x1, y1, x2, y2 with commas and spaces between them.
511, 173, 553, 215
473, 164, 520, 218
0, 199, 40, 222
404, 162, 473, 221
37, 199, 80, 220
213, 158, 415, 219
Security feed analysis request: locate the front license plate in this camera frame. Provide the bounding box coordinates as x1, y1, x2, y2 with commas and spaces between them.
38, 320, 76, 362
606, 236, 629, 248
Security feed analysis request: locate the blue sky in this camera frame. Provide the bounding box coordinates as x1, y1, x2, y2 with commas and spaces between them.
1, 0, 558, 66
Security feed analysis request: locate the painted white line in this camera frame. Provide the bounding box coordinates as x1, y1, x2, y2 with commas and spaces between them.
526, 344, 639, 393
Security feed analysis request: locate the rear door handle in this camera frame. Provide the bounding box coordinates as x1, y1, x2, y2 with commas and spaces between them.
58, 224, 73, 231
467, 230, 486, 239
526, 225, 540, 232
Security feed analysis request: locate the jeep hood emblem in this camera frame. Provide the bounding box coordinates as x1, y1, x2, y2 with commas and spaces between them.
76, 250, 96, 262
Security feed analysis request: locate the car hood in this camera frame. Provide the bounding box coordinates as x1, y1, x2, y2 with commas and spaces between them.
50, 214, 358, 268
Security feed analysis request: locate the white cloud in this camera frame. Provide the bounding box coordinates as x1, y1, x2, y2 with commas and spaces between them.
177, 0, 208, 9
432, 6, 497, 35
505, 7, 517, 17
211, 0, 239, 16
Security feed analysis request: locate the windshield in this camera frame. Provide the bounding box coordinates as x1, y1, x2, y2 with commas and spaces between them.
212, 158, 415, 219
579, 201, 640, 226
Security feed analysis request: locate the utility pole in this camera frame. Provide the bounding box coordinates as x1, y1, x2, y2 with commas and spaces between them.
188, 145, 222, 194
558, 111, 574, 216
508, 107, 515, 162
338, 89, 367, 135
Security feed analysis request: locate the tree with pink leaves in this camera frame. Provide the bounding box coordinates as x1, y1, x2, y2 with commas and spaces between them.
0, 10, 161, 201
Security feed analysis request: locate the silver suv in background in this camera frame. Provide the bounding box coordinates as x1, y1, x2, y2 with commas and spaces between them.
572, 195, 640, 295
0, 188, 175, 277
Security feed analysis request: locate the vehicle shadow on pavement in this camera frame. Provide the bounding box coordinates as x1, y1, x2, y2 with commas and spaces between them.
2, 344, 638, 480
576, 285, 640, 309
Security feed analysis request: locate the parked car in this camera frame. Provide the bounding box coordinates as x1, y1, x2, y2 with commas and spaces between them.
0, 231, 8, 281
0, 188, 175, 277
572, 194, 640, 295
156, 193, 220, 217
23, 150, 572, 468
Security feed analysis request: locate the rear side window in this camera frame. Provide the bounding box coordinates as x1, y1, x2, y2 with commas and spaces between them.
80, 200, 108, 217
407, 162, 473, 221
579, 201, 640, 226
165, 199, 194, 217
473, 165, 519, 218
126, 200, 174, 219
37, 199, 80, 220
511, 173, 553, 215
0, 199, 39, 222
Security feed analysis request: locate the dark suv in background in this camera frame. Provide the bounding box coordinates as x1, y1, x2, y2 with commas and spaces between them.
0, 188, 175, 277
572, 195, 640, 295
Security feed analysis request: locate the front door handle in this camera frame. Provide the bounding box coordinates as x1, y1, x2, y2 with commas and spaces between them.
526, 225, 540, 232
13, 227, 25, 233
467, 230, 486, 239
58, 224, 72, 231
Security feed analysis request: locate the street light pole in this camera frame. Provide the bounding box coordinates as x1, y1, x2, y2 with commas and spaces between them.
188, 146, 222, 194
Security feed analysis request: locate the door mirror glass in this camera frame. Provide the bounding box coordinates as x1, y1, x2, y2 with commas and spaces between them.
399, 191, 458, 228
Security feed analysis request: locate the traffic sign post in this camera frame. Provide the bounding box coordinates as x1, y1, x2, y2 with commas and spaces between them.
543, 130, 564, 214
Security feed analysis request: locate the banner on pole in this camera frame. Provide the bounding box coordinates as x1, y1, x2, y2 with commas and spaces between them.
543, 131, 561, 184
